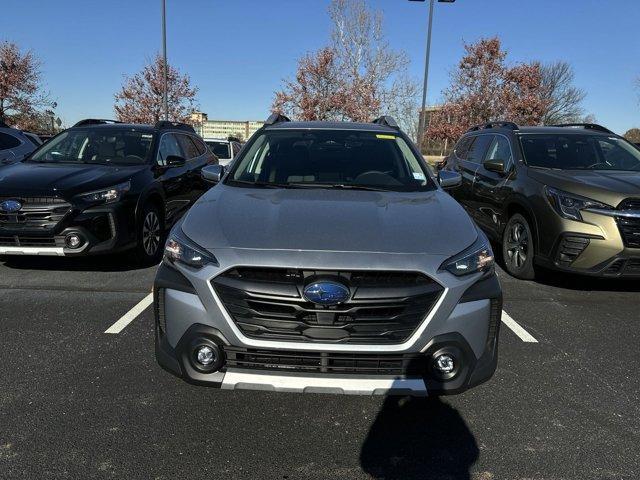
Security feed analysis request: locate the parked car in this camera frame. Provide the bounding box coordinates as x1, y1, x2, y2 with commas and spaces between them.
0, 121, 40, 165
443, 122, 640, 279
203, 138, 242, 166
0, 119, 217, 262
154, 114, 502, 396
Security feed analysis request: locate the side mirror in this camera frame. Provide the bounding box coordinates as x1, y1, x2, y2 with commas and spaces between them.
166, 155, 186, 167
438, 170, 462, 189
484, 158, 506, 173
202, 164, 224, 183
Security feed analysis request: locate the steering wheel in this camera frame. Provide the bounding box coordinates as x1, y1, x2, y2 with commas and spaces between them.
354, 170, 402, 186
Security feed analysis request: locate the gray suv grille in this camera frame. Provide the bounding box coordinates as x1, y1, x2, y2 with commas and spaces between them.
212, 268, 444, 345
617, 199, 640, 248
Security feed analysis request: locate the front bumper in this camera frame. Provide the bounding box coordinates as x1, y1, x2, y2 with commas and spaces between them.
0, 202, 137, 257
535, 206, 640, 277
154, 254, 502, 396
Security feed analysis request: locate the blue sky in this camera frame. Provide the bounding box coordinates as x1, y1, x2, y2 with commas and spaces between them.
2, 0, 639, 133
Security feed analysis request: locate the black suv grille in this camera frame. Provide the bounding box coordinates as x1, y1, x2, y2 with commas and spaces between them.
0, 235, 63, 247
212, 268, 444, 344
616, 199, 640, 248
225, 347, 427, 376
0, 196, 71, 231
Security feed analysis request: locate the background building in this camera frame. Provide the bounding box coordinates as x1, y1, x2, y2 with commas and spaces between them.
190, 112, 264, 141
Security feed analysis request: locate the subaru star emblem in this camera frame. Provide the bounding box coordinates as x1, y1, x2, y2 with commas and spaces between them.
0, 199, 22, 213
303, 281, 350, 305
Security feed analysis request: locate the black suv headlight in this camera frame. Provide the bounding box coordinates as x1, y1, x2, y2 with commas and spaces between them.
78, 181, 131, 205
441, 234, 495, 276
545, 187, 612, 222
164, 227, 218, 269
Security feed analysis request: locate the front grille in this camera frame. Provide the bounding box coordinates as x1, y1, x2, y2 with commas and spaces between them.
616, 199, 640, 248
224, 347, 427, 376
212, 268, 444, 344
0, 196, 71, 231
556, 235, 590, 266
0, 235, 63, 247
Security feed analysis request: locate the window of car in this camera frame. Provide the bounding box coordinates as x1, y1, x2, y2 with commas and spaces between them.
28, 128, 154, 165
191, 136, 207, 157
454, 136, 473, 160
484, 135, 512, 166
0, 132, 22, 151
465, 135, 493, 164
206, 140, 232, 159
157, 133, 184, 166
228, 129, 435, 192
176, 134, 200, 160
520, 134, 640, 171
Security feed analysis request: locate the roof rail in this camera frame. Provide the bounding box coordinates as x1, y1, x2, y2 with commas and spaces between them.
371, 115, 399, 129
466, 121, 519, 133
154, 121, 196, 133
264, 113, 291, 126
552, 123, 614, 134
73, 119, 122, 127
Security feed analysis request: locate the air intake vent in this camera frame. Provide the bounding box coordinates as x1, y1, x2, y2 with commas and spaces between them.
556, 236, 590, 266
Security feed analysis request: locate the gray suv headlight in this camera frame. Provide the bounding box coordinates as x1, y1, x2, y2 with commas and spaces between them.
441, 235, 494, 276
545, 187, 612, 222
164, 227, 218, 269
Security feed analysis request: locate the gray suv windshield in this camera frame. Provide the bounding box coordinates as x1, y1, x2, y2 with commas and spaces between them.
227, 130, 434, 191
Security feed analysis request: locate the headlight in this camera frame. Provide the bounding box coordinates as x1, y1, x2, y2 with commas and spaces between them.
78, 181, 131, 204
545, 187, 612, 222
441, 235, 495, 276
164, 227, 218, 269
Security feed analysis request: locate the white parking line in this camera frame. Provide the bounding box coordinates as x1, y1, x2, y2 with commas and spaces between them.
501, 310, 538, 343
104, 293, 153, 334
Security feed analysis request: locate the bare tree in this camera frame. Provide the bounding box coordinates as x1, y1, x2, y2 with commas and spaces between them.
0, 41, 54, 128
114, 55, 198, 124
273, 0, 419, 132
540, 61, 586, 125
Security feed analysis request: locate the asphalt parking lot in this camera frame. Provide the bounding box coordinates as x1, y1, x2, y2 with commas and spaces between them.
0, 255, 639, 480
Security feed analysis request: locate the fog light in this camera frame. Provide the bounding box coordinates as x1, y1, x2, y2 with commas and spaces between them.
433, 354, 455, 374
195, 345, 216, 366
65, 233, 82, 249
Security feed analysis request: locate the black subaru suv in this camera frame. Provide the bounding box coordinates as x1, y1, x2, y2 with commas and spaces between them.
0, 119, 218, 262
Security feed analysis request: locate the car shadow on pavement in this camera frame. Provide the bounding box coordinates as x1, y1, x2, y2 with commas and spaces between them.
360, 396, 478, 480
532, 267, 640, 292
0, 254, 152, 272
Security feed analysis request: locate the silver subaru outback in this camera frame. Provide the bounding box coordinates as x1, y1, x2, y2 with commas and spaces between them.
154, 114, 502, 396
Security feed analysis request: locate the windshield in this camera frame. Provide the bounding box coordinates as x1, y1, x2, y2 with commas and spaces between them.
206, 141, 231, 159
227, 130, 433, 191
28, 128, 154, 165
520, 134, 640, 171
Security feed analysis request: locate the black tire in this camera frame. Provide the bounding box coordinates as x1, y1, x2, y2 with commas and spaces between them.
502, 213, 536, 280
136, 203, 164, 265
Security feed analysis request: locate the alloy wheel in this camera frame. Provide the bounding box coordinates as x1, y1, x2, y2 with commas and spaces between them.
142, 211, 161, 256
505, 221, 529, 270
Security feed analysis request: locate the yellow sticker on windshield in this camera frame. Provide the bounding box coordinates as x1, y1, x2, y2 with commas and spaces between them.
376, 134, 396, 140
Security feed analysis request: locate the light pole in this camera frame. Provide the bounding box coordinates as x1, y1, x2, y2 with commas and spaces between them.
410, 0, 455, 150
161, 0, 169, 121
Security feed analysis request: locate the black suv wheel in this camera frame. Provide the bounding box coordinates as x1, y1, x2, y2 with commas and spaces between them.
502, 213, 536, 280
137, 203, 164, 264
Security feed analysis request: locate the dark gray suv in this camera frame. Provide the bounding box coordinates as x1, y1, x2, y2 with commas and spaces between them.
154, 114, 502, 396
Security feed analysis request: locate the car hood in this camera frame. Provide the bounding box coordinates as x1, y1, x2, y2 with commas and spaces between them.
181, 185, 478, 255
527, 168, 640, 207
0, 162, 145, 198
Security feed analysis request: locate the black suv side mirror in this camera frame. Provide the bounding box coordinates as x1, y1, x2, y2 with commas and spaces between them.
202, 164, 224, 183
438, 170, 462, 189
166, 155, 186, 167
484, 158, 506, 173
